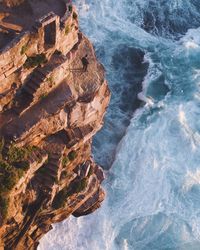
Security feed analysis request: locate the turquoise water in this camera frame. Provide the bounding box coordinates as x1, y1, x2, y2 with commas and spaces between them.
39, 1, 200, 249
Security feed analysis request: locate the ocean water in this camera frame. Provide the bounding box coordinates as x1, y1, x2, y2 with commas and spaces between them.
39, 0, 200, 249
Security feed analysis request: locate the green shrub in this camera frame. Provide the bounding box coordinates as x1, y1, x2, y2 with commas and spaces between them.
0, 160, 21, 192
7, 144, 40, 170
52, 188, 69, 209
47, 76, 54, 87
73, 12, 78, 20
30, 145, 38, 151
0, 145, 39, 221
61, 171, 68, 179
20, 43, 28, 55
8, 146, 27, 163
0, 138, 4, 154
52, 178, 88, 209
68, 151, 77, 161
62, 156, 69, 166
39, 93, 47, 100
8, 145, 37, 163
38, 167, 47, 175
68, 5, 72, 12
3, 174, 16, 191
17, 168, 24, 178
74, 178, 87, 193
13, 161, 29, 171
0, 196, 9, 220
24, 54, 47, 69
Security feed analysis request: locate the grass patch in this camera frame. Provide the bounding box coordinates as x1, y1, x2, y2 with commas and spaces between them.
74, 178, 87, 193
24, 54, 47, 69
39, 93, 47, 100
0, 143, 40, 221
0, 138, 4, 158
61, 171, 68, 179
8, 146, 27, 163
65, 24, 70, 35
87, 167, 93, 177
0, 160, 23, 221
52, 178, 88, 209
68, 151, 77, 161
52, 187, 69, 209
13, 161, 29, 171
62, 156, 69, 166
72, 12, 78, 20
0, 196, 9, 220
0, 160, 20, 191
6, 145, 40, 171
20, 43, 28, 55
4, 144, 40, 173
38, 166, 48, 175
47, 76, 54, 88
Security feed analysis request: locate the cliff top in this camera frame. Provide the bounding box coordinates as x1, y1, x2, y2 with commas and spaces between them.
0, 0, 68, 49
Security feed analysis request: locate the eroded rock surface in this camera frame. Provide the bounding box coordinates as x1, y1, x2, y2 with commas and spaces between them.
0, 1, 110, 249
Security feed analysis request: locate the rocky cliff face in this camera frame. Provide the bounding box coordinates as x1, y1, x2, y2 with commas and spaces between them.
0, 1, 110, 249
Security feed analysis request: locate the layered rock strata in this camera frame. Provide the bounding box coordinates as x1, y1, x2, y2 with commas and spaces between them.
0, 1, 110, 249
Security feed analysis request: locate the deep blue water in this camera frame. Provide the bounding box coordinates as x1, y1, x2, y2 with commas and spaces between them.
39, 1, 200, 249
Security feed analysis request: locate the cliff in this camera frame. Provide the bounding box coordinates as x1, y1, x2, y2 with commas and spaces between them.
0, 0, 110, 249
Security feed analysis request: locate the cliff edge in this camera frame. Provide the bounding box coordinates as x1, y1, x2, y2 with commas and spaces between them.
0, 0, 110, 249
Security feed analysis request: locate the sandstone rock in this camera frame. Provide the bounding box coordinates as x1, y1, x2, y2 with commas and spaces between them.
0, 1, 110, 249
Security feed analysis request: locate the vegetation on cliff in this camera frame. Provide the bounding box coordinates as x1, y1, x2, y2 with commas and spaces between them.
0, 0, 110, 247
0, 139, 39, 221
24, 54, 47, 69
52, 177, 88, 209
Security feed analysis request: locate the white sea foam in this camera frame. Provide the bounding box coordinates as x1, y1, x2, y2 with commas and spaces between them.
181, 27, 200, 49
184, 40, 199, 49
183, 170, 200, 192
123, 239, 129, 250
137, 93, 154, 106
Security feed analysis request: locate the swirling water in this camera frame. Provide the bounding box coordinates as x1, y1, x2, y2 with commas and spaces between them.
39, 0, 200, 249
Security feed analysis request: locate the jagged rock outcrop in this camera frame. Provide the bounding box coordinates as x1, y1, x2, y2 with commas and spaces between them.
0, 1, 110, 249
